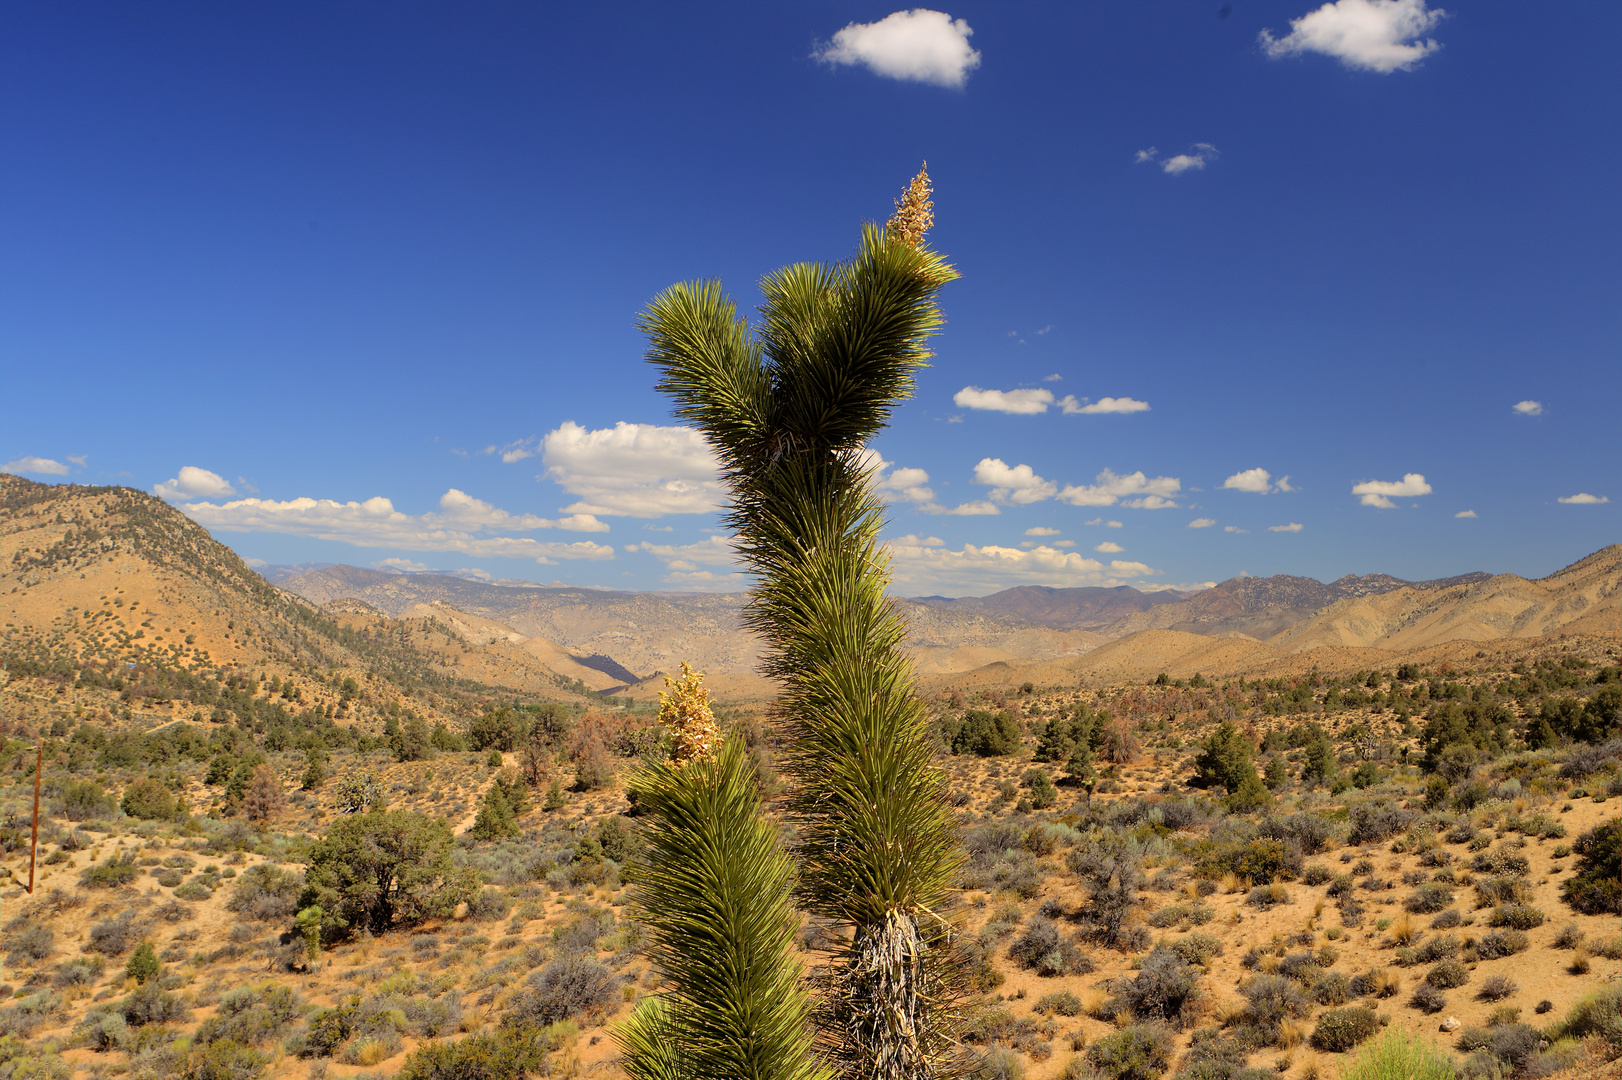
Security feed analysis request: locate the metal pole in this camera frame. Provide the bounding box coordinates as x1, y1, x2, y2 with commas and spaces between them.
27, 742, 41, 894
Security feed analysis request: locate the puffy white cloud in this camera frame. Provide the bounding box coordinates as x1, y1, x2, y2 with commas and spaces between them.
2, 455, 70, 476
377, 558, 432, 572
892, 534, 945, 547
1224, 525, 1249, 534
1133, 145, 1218, 175
929, 499, 1001, 516
154, 466, 236, 500
885, 538, 1160, 595
815, 9, 981, 88
1512, 400, 1543, 416
1059, 395, 1151, 415
1094, 541, 1125, 553
1134, 147, 1158, 163
1352, 472, 1431, 508
1267, 522, 1305, 533
972, 458, 1058, 505
176, 488, 616, 564
1188, 518, 1217, 529
1454, 510, 1478, 518
1222, 467, 1293, 494
627, 535, 741, 571
1058, 468, 1181, 509
1558, 493, 1609, 505
1053, 540, 1076, 548
1084, 517, 1124, 528
541, 421, 723, 517
67, 455, 88, 467
852, 449, 997, 516
1024, 526, 1060, 537
953, 386, 1054, 414
1260, 0, 1445, 74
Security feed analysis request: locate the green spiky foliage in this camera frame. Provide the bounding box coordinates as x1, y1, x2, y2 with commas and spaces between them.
620, 735, 826, 1080
641, 205, 964, 1079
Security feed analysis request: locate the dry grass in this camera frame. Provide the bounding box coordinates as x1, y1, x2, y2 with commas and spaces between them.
1390, 914, 1419, 946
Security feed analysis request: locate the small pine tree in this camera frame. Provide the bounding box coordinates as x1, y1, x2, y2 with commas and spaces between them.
1264, 755, 1288, 790
486, 748, 503, 768
1029, 769, 1058, 809
1302, 737, 1338, 786
469, 781, 518, 842
301, 749, 326, 792
543, 780, 565, 811
1066, 739, 1098, 803
126, 941, 160, 985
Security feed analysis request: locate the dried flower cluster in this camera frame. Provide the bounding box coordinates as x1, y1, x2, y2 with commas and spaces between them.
658, 660, 720, 767
886, 164, 934, 248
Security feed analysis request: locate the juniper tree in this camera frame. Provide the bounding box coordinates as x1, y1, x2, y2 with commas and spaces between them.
641, 168, 964, 1078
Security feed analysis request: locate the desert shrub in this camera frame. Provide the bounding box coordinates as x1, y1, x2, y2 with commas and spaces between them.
1348, 805, 1415, 847
504, 957, 618, 1027
1008, 917, 1093, 977
86, 915, 136, 956
1553, 923, 1585, 949
1196, 836, 1302, 885
1311, 1006, 1380, 1052
1311, 971, 1353, 1006
1340, 1030, 1457, 1080
396, 1023, 558, 1080
1257, 812, 1336, 856
1035, 990, 1083, 1017
1456, 1023, 1547, 1076
1413, 935, 1460, 964
1470, 848, 1531, 876
1067, 833, 1145, 948
1405, 882, 1453, 914
173, 879, 213, 901
300, 999, 357, 1058
1425, 959, 1469, 989
1087, 1024, 1173, 1080
1176, 1027, 1248, 1080
1167, 932, 1223, 968
1302, 864, 1333, 886
120, 777, 182, 820
1431, 909, 1461, 929
974, 1046, 1025, 1080
1475, 875, 1532, 907
79, 853, 139, 889
119, 981, 188, 1027
1242, 974, 1312, 1025
1475, 929, 1528, 959
5, 923, 53, 963
467, 887, 513, 922
1477, 975, 1517, 1002
61, 779, 116, 821
1563, 821, 1621, 916
0, 991, 60, 1039
125, 941, 159, 984
185, 1038, 269, 1080
225, 863, 301, 922
1109, 947, 1202, 1028
1350, 969, 1402, 999
1545, 985, 1622, 1054
1245, 883, 1289, 909
51, 957, 104, 988
1488, 904, 1544, 930
1409, 983, 1447, 1013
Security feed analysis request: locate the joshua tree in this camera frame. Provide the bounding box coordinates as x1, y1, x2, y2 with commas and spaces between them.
619, 664, 824, 1080
640, 168, 964, 1078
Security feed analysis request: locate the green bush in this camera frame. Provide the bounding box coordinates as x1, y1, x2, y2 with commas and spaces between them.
1311, 1006, 1381, 1052
1489, 904, 1545, 930
1425, 959, 1470, 989
948, 709, 1023, 757
1545, 985, 1622, 1056
1167, 933, 1223, 968
1340, 1029, 1456, 1080
79, 853, 139, 889
299, 811, 476, 937
1405, 882, 1453, 914
125, 942, 159, 985
1087, 1023, 1173, 1080
1035, 989, 1082, 1017
61, 779, 115, 821
1563, 821, 1620, 916
119, 777, 181, 820
397, 1024, 558, 1080
184, 1038, 268, 1080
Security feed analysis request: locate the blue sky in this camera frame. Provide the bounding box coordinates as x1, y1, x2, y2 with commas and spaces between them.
4, 1, 1617, 595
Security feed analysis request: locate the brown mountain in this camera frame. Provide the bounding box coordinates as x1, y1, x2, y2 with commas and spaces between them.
908, 584, 1189, 629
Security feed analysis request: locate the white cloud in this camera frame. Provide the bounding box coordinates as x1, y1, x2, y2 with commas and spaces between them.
1224, 525, 1250, 534
972, 458, 1058, 505
1059, 395, 1151, 415
815, 9, 981, 88
175, 489, 616, 564
1454, 510, 1477, 518
1041, 372, 1062, 382
627, 535, 741, 571
377, 558, 432, 572
1188, 518, 1217, 529
1512, 400, 1543, 416
2, 455, 70, 476
67, 455, 88, 467
1084, 517, 1124, 528
1094, 541, 1125, 553
852, 449, 997, 516
1352, 472, 1431, 508
1222, 467, 1292, 494
1035, 326, 1053, 336
1558, 493, 1609, 505
1260, 0, 1445, 74
1053, 540, 1076, 547
1267, 522, 1305, 533
1162, 143, 1218, 174
1024, 526, 1060, 536
930, 499, 1001, 516
1058, 468, 1181, 509
154, 466, 236, 500
892, 534, 946, 547
541, 421, 723, 517
954, 386, 1054, 414
1134, 144, 1218, 175
885, 538, 1160, 595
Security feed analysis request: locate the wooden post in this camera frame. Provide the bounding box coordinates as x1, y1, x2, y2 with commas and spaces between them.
27, 742, 42, 894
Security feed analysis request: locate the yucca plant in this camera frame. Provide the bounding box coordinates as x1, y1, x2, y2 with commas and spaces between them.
641, 169, 965, 1079
619, 664, 826, 1080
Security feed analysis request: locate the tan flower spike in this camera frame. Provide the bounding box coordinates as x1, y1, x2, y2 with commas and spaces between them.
886, 163, 934, 248
657, 660, 721, 767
